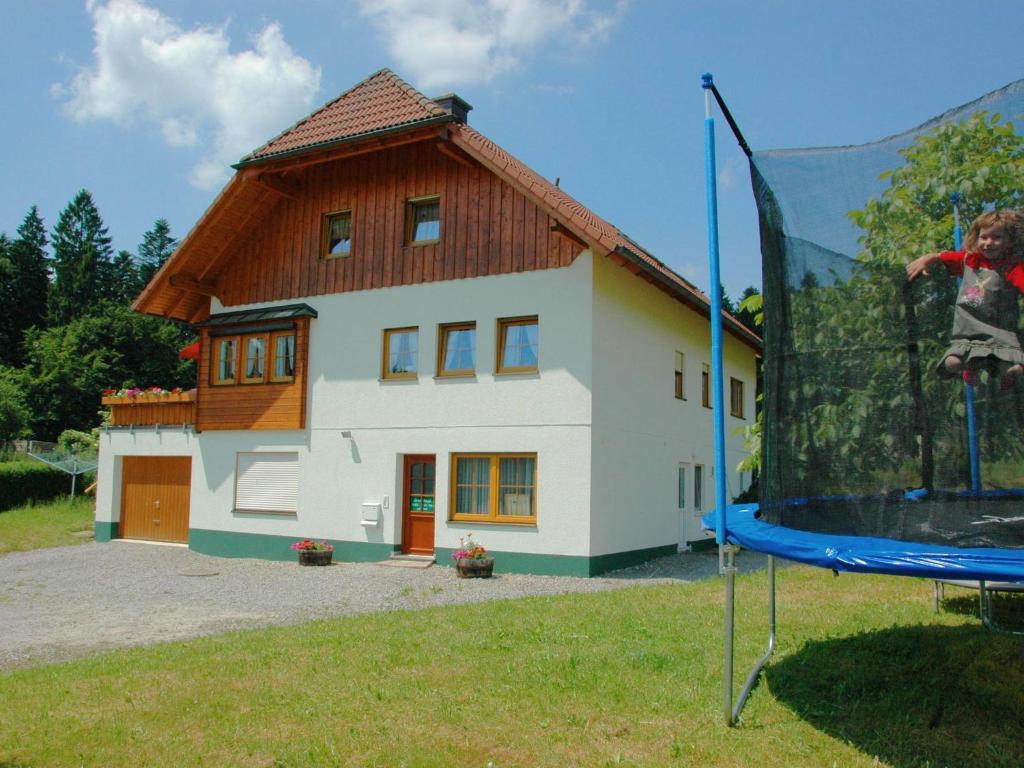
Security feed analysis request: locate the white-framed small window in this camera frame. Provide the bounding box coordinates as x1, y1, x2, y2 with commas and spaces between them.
678, 464, 687, 509
694, 464, 704, 511
235, 452, 298, 514
701, 364, 711, 408
674, 351, 685, 400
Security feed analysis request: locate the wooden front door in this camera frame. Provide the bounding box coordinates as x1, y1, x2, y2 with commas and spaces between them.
402, 455, 436, 555
120, 457, 192, 543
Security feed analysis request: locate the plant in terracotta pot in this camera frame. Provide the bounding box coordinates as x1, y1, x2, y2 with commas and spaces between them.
291, 538, 334, 566
452, 533, 494, 578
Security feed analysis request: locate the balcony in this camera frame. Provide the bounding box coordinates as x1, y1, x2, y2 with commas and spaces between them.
102, 390, 197, 427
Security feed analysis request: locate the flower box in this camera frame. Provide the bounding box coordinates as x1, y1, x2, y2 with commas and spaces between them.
298, 549, 333, 566
455, 557, 494, 578
101, 390, 197, 406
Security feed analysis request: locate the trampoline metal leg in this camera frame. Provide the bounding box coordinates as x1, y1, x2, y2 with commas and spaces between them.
730, 554, 777, 725
979, 580, 994, 631
722, 543, 738, 727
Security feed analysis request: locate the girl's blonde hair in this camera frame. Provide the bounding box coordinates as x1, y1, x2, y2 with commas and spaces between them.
963, 209, 1024, 256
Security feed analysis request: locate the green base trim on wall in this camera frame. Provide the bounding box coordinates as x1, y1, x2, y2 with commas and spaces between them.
94, 521, 118, 542
435, 542, 678, 577
188, 528, 398, 563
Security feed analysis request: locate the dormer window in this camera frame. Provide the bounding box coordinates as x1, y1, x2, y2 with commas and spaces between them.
406, 195, 440, 245
322, 210, 352, 258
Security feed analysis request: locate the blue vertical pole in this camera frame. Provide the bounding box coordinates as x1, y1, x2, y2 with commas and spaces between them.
952, 193, 982, 493
702, 73, 729, 546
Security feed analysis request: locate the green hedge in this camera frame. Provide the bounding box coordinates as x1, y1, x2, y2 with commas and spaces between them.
0, 461, 73, 512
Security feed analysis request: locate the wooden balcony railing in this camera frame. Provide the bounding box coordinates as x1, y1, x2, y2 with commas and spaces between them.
102, 390, 197, 427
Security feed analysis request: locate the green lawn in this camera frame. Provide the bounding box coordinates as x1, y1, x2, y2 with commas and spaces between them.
1, 563, 1021, 767
0, 495, 94, 554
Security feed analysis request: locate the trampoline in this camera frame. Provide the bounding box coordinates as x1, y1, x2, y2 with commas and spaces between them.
700, 75, 1024, 725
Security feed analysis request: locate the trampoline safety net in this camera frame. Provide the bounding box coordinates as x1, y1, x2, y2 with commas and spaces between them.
751, 79, 1024, 549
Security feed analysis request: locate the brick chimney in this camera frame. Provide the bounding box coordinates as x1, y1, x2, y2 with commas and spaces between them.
433, 93, 472, 124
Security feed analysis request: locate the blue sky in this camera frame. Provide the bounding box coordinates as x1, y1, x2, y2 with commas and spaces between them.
1, 1, 1022, 301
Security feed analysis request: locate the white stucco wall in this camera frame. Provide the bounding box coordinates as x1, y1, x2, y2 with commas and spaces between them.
97, 249, 758, 563
589, 254, 758, 555
99, 256, 596, 556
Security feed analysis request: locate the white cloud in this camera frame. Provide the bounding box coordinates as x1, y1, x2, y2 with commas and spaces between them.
62, 0, 321, 189
358, 0, 629, 91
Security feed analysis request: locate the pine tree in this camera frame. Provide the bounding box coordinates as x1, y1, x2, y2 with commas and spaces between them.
136, 218, 176, 290
110, 249, 142, 305
49, 190, 113, 325
0, 235, 15, 365
4, 207, 51, 365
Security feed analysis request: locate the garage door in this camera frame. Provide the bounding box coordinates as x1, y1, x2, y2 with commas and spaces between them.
120, 457, 192, 543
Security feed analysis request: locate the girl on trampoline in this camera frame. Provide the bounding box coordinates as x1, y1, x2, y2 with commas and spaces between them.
906, 209, 1024, 389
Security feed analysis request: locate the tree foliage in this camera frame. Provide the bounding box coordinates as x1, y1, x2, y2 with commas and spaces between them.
0, 367, 31, 441
0, 192, 192, 440
136, 218, 176, 290
774, 112, 1024, 496
48, 190, 114, 325
18, 303, 195, 439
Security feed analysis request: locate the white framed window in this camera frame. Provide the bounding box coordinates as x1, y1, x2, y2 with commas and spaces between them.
694, 464, 704, 511
235, 452, 298, 513
678, 464, 687, 509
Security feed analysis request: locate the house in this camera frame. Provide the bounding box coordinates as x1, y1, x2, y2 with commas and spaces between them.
94, 69, 760, 576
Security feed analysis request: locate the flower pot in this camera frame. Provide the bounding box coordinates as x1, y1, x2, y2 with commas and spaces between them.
298, 549, 333, 566
456, 556, 494, 578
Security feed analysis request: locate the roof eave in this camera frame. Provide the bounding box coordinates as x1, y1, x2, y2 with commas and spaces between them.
233, 115, 455, 170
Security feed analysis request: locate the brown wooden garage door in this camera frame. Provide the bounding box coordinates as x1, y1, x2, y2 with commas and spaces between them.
120, 457, 192, 543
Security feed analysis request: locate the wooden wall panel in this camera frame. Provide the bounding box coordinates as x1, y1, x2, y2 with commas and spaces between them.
196, 318, 309, 432
214, 141, 580, 308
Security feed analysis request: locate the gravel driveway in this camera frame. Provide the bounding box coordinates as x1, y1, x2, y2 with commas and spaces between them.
0, 541, 767, 671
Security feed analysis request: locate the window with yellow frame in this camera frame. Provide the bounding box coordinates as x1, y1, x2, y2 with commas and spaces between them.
212, 337, 238, 386
496, 316, 538, 374
450, 453, 537, 524
270, 331, 296, 382
437, 322, 475, 377
382, 327, 418, 380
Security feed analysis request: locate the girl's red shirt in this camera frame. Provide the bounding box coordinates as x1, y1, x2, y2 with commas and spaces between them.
938, 250, 1024, 293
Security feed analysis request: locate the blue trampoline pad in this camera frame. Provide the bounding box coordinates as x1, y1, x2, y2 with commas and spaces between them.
705, 505, 1024, 582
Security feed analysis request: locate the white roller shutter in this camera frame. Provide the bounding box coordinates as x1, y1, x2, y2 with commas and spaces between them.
235, 452, 298, 513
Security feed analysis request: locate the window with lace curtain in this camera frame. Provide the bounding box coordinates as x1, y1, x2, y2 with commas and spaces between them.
496, 316, 539, 374
382, 327, 418, 380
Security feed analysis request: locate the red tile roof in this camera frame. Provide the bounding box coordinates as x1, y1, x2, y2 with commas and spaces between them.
240, 69, 451, 164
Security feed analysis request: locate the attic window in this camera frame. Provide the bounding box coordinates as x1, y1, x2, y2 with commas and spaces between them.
406, 196, 441, 245
323, 210, 352, 258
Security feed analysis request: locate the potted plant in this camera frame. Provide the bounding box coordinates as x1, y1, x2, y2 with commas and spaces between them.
291, 538, 334, 566
452, 533, 494, 578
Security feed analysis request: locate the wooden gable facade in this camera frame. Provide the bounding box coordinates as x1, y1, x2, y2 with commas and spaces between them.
215, 139, 581, 308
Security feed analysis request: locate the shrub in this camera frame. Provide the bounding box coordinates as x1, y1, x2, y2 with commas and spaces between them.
0, 461, 71, 512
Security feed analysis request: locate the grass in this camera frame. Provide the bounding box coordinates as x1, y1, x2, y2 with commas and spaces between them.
2, 564, 1023, 767
0, 495, 94, 555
